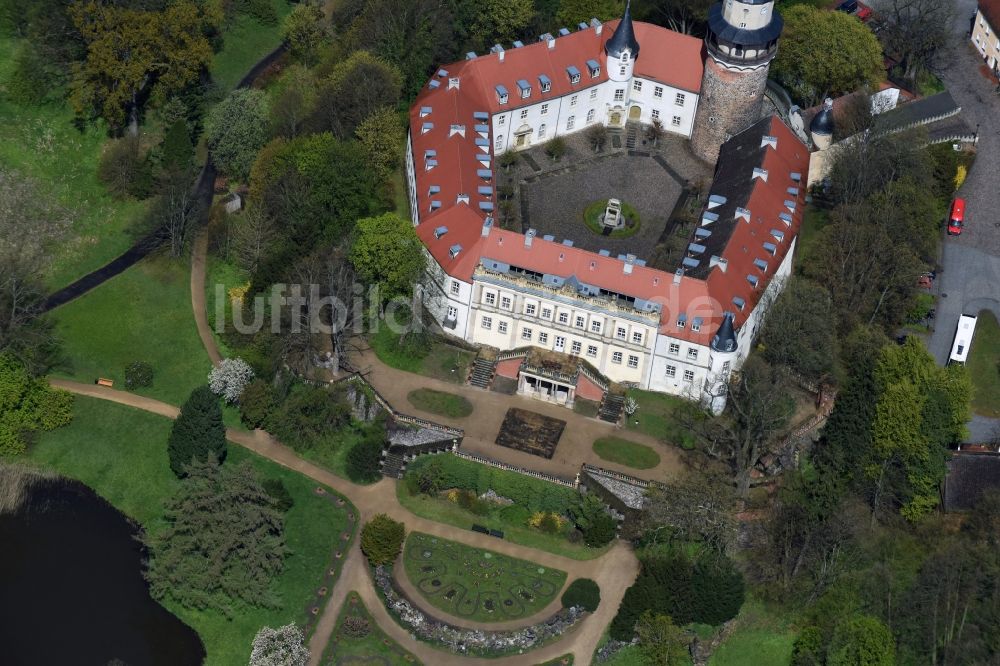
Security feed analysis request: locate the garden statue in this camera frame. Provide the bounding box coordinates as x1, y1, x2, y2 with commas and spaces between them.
602, 198, 624, 230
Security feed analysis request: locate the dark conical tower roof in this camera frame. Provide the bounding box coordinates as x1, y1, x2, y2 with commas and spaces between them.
605, 1, 640, 59
711, 312, 738, 353
810, 98, 835, 137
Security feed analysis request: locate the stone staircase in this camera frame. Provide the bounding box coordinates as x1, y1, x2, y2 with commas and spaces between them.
598, 393, 625, 424
381, 451, 407, 479
468, 355, 497, 389
625, 124, 638, 151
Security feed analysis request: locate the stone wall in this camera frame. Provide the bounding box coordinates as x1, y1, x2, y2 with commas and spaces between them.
691, 58, 771, 163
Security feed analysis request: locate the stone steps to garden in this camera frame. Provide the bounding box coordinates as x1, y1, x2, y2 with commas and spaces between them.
468, 356, 497, 389
598, 393, 625, 424
625, 125, 638, 151
381, 452, 407, 479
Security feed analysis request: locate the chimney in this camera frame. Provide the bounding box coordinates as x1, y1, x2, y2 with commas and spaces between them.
525, 229, 536, 247
673, 268, 683, 285
623, 254, 636, 275
491, 44, 505, 61
482, 216, 493, 238
591, 18, 603, 35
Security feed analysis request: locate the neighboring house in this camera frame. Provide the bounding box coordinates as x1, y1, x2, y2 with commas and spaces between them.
972, 0, 1000, 74
405, 3, 803, 413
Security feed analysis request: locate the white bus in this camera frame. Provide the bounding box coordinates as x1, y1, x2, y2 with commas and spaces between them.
948, 314, 978, 365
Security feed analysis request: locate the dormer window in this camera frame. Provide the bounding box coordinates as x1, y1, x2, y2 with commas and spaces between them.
433, 226, 448, 239
495, 85, 508, 105
586, 59, 601, 77
539, 74, 551, 93
566, 65, 581, 84
449, 244, 462, 259
621, 50, 630, 63
516, 79, 531, 99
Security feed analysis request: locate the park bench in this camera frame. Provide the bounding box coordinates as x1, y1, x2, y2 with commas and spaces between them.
489, 529, 504, 539
471, 524, 490, 535
96, 378, 114, 388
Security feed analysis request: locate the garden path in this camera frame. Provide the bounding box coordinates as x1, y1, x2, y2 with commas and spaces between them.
191, 231, 223, 367
48, 378, 640, 666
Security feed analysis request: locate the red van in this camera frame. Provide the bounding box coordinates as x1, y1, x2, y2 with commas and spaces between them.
948, 198, 965, 236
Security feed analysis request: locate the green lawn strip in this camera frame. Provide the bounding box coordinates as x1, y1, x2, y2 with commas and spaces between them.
395, 483, 607, 561
592, 437, 660, 470
369, 326, 475, 384
583, 199, 641, 239
52, 255, 212, 406
794, 207, 829, 272
402, 531, 566, 624
322, 591, 421, 665
406, 388, 474, 418
29, 396, 353, 666
968, 310, 1000, 418
295, 426, 380, 484
624, 389, 696, 449
204, 255, 248, 359
0, 37, 148, 290
211, 1, 294, 92
707, 599, 797, 666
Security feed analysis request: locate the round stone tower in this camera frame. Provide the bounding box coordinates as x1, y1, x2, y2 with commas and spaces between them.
705, 312, 739, 415
690, 0, 783, 163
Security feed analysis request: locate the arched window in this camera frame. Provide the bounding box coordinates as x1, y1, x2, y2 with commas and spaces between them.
621, 50, 630, 63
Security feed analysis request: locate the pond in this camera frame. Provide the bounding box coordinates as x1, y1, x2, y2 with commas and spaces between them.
0, 476, 205, 665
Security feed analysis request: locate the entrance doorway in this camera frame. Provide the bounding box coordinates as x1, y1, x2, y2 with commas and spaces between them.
609, 112, 622, 126
554, 335, 566, 353
628, 105, 641, 121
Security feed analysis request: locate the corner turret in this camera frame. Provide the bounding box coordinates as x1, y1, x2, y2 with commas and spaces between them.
605, 1, 640, 82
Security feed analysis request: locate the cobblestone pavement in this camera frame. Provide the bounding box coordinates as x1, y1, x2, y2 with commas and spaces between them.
927, 0, 1000, 439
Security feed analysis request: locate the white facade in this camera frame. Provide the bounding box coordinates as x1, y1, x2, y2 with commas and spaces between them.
492, 76, 698, 154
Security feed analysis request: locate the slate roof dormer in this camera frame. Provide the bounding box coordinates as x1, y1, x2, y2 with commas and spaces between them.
711, 312, 737, 353
605, 1, 640, 60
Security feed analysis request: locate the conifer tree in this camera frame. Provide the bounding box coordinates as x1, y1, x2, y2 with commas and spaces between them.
168, 385, 226, 478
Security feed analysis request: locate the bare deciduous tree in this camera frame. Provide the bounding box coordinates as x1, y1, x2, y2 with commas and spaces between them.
230, 206, 277, 275
877, 0, 954, 84
155, 168, 203, 258
640, 0, 713, 35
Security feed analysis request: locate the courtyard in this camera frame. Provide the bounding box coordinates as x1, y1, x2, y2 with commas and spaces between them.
401, 532, 567, 623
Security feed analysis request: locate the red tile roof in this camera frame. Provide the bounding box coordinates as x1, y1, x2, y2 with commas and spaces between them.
980, 0, 1000, 31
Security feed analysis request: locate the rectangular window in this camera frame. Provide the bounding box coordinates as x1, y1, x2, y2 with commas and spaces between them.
616, 326, 627, 340
669, 342, 680, 355
450, 281, 461, 295
539, 332, 549, 344
586, 109, 595, 123
558, 312, 569, 324
498, 115, 506, 125
590, 88, 598, 100
567, 116, 576, 130
571, 341, 582, 355
484, 291, 496, 305
627, 355, 639, 369
612, 351, 623, 364
586, 345, 598, 357
631, 331, 643, 344
498, 321, 508, 334
538, 123, 547, 138
683, 369, 695, 382
481, 316, 492, 330
521, 327, 532, 341
676, 318, 685, 329
541, 103, 549, 115
541, 307, 553, 319
722, 361, 731, 374
665, 365, 676, 378
495, 137, 504, 150
651, 109, 660, 120
619, 65, 627, 76
500, 296, 512, 310
687, 348, 698, 361
632, 80, 642, 93
570, 95, 578, 107
525, 303, 537, 316
691, 321, 701, 332
520, 109, 529, 120
590, 320, 602, 333
575, 315, 586, 329
654, 86, 663, 99
614, 89, 625, 102
447, 306, 457, 319
672, 115, 682, 127
675, 92, 686, 106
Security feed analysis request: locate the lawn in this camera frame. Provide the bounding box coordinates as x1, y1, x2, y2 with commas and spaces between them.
297, 425, 380, 484
592, 437, 661, 470
624, 389, 696, 449
402, 531, 566, 623
396, 483, 607, 561
968, 310, 1000, 418
794, 207, 829, 272
708, 599, 797, 666
29, 396, 353, 666
0, 37, 149, 290
369, 323, 475, 384
321, 591, 420, 665
407, 388, 474, 418
52, 255, 212, 406
211, 1, 294, 92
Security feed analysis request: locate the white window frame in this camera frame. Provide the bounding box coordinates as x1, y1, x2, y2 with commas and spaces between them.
525, 302, 537, 316
614, 89, 625, 102
683, 369, 695, 382
654, 86, 663, 99
481, 316, 493, 330
484, 291, 496, 306
498, 321, 508, 334
633, 80, 642, 93
450, 281, 461, 295
665, 365, 676, 378
627, 355, 639, 369
586, 345, 598, 358
567, 116, 576, 130
612, 351, 623, 364
447, 306, 457, 319
586, 109, 596, 123
590, 320, 602, 334
500, 295, 512, 310
616, 326, 627, 340
521, 327, 533, 341
539, 332, 549, 344
540, 103, 549, 115
675, 92, 686, 106
575, 315, 586, 329
672, 116, 682, 127
571, 340, 582, 355
631, 331, 643, 345
687, 348, 698, 361
668, 342, 680, 355
558, 312, 569, 324
570, 95, 578, 107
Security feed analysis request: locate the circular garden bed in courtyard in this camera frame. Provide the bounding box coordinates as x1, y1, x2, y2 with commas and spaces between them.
582, 199, 641, 239
402, 532, 567, 623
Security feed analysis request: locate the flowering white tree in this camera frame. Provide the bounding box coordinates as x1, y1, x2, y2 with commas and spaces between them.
208, 357, 254, 404
623, 396, 638, 417
249, 623, 309, 666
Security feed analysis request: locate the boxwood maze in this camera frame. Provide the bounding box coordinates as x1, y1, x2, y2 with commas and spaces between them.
402, 532, 567, 623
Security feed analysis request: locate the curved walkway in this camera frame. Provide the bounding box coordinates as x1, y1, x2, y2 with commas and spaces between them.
191, 231, 223, 367
49, 378, 638, 666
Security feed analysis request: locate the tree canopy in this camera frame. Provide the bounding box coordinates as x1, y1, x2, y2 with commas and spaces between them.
360, 514, 405, 566
349, 213, 426, 304
0, 353, 73, 456
167, 385, 227, 478
205, 88, 271, 180
773, 5, 884, 106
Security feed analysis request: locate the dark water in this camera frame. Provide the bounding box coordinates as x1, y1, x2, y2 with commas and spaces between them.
0, 478, 205, 666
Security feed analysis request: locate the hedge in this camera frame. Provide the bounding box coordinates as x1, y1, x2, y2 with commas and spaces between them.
561, 578, 601, 612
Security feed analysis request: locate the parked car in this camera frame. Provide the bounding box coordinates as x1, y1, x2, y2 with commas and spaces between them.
947, 197, 966, 236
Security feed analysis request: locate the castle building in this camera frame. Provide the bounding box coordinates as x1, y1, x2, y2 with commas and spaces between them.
405, 4, 806, 413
